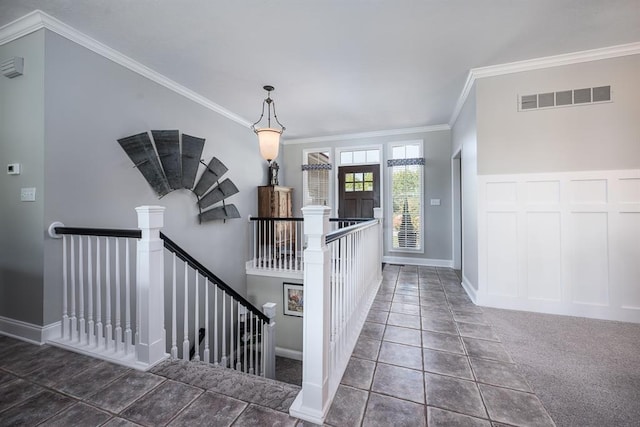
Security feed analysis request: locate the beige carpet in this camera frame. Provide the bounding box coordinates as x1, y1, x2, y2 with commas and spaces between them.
483, 308, 640, 427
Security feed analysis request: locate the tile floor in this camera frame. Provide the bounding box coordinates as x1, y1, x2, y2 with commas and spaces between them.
0, 266, 556, 426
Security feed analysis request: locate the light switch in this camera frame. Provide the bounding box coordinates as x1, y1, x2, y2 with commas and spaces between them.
7, 163, 20, 175
21, 187, 36, 202
430, 198, 441, 206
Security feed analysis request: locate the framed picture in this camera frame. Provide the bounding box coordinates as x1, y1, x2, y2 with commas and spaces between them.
283, 283, 304, 317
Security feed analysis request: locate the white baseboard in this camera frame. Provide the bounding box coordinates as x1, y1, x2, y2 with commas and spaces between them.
461, 275, 478, 304
383, 256, 453, 268
246, 262, 304, 280
0, 316, 61, 345
276, 347, 303, 361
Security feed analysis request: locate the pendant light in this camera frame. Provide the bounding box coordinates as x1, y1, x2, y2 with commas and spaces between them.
251, 85, 285, 163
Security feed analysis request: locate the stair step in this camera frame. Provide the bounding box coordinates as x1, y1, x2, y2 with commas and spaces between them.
151, 359, 300, 413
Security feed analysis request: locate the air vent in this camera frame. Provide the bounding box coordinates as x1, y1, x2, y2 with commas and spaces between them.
519, 85, 611, 111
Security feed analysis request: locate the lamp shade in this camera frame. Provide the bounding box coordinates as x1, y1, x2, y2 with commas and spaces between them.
256, 128, 281, 161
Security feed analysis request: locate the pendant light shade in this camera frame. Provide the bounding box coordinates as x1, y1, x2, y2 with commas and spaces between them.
251, 85, 285, 163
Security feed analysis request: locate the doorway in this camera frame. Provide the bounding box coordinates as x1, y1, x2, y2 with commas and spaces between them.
338, 165, 380, 218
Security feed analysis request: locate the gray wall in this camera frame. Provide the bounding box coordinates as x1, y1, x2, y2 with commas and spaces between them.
281, 130, 453, 263
2, 29, 267, 328
0, 30, 46, 325
246, 275, 303, 354
477, 54, 640, 175
451, 86, 478, 290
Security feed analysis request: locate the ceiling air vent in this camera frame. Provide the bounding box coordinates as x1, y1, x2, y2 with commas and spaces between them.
519, 85, 611, 111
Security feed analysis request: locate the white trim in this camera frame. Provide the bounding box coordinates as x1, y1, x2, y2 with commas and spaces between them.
0, 10, 252, 128
461, 275, 477, 304
246, 263, 304, 280
276, 346, 303, 361
283, 125, 451, 145
383, 256, 453, 268
449, 41, 640, 126
334, 144, 383, 219
0, 316, 60, 345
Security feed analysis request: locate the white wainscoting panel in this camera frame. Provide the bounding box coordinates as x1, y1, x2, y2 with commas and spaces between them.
526, 212, 562, 301
486, 213, 518, 297
477, 169, 640, 323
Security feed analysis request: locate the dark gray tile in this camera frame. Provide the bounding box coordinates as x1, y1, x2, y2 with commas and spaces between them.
58, 361, 131, 398
326, 385, 368, 427
456, 322, 500, 342
470, 358, 532, 392
390, 302, 421, 316
452, 312, 488, 325
168, 391, 247, 427
421, 307, 454, 320
353, 336, 382, 361
0, 378, 44, 412
341, 357, 376, 390
479, 384, 555, 427
371, 300, 391, 312
0, 390, 73, 426
39, 402, 111, 427
425, 373, 487, 419
232, 404, 298, 426
387, 312, 421, 330
419, 299, 451, 312
371, 363, 424, 403
462, 338, 513, 363
423, 349, 473, 380
0, 369, 15, 386
86, 370, 164, 413
0, 339, 41, 362
121, 380, 202, 426
383, 325, 422, 347
360, 322, 386, 340
366, 310, 389, 324
362, 392, 425, 427
422, 331, 465, 355
451, 305, 484, 315
427, 407, 491, 427
26, 351, 103, 388
0, 335, 22, 349
394, 288, 420, 297
374, 293, 394, 303
0, 344, 53, 375
378, 341, 423, 370
102, 418, 141, 427
421, 318, 458, 336
392, 295, 421, 305
275, 357, 302, 387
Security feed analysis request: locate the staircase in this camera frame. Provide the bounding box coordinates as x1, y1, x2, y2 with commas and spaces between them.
46, 206, 276, 378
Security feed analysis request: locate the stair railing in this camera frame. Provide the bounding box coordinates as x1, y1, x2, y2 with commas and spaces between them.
48, 205, 276, 378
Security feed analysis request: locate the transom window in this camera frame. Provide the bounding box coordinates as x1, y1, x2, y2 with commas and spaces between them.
344, 172, 374, 192
340, 149, 380, 165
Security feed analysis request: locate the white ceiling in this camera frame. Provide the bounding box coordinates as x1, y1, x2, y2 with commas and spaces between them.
1, 0, 639, 140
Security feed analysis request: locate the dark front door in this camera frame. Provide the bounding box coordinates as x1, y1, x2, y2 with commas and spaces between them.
338, 165, 380, 218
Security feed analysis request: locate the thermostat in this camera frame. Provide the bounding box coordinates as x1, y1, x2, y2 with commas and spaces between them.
7, 163, 20, 175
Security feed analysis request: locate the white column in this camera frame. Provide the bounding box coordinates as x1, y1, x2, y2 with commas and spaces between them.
135, 206, 168, 367
289, 205, 331, 424
262, 302, 276, 379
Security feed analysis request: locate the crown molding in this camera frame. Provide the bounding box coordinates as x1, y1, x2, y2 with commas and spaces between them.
283, 124, 451, 145
0, 10, 252, 129
449, 41, 640, 127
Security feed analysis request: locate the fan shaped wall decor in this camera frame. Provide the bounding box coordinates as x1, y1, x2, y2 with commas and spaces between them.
117, 130, 241, 222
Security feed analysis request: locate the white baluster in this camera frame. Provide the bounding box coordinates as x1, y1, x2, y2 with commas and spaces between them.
96, 237, 103, 348
212, 284, 218, 366
230, 298, 235, 369
171, 253, 178, 359
70, 236, 77, 342
249, 311, 254, 375
204, 278, 210, 363
105, 237, 112, 350
252, 220, 257, 269
237, 301, 242, 371
193, 273, 200, 361
115, 238, 122, 352
182, 262, 190, 361
221, 292, 227, 367
262, 302, 276, 379
62, 235, 68, 340
87, 236, 94, 346
125, 239, 132, 354
78, 236, 85, 343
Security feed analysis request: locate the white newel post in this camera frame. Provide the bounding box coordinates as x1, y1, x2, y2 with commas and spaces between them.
135, 206, 168, 368
290, 206, 331, 424
262, 302, 276, 379
374, 207, 383, 281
